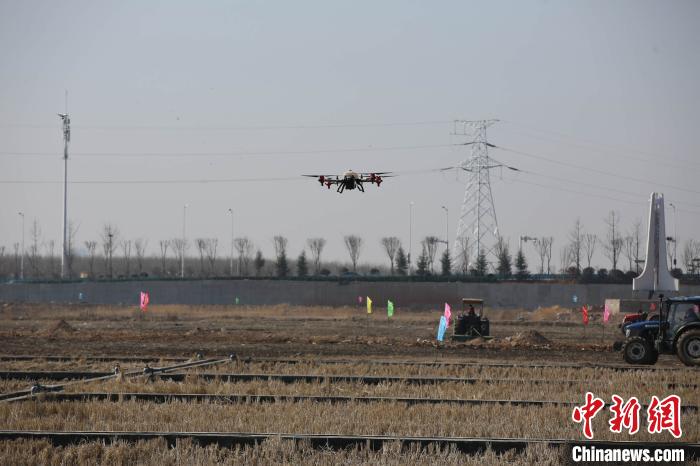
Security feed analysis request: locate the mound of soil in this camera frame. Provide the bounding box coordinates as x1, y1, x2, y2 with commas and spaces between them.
45, 319, 75, 336
508, 330, 551, 346
530, 306, 570, 321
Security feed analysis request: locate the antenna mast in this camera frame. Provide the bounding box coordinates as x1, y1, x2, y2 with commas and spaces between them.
59, 91, 70, 279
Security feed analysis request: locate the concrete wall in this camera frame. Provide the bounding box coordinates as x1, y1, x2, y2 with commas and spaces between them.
2, 280, 699, 309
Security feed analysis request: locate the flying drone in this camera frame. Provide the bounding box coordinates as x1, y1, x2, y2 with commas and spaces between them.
303, 170, 393, 193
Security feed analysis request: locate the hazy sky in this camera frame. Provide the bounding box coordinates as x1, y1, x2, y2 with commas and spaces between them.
1, 1, 699, 270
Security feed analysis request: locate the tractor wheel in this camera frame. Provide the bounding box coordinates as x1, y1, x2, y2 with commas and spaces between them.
622, 336, 655, 365
677, 329, 700, 366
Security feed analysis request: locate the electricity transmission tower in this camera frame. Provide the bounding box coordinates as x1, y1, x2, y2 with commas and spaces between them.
452, 119, 510, 271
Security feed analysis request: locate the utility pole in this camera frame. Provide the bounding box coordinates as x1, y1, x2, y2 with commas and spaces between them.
181, 204, 188, 278
18, 212, 24, 280
441, 206, 449, 252
58, 95, 70, 279
228, 208, 234, 276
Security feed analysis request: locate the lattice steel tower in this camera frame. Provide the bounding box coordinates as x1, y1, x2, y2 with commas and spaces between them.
452, 119, 501, 270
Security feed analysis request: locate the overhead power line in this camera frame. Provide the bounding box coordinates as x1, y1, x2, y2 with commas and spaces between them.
500, 120, 700, 171
501, 175, 700, 217
0, 143, 453, 158
494, 145, 700, 197
0, 120, 452, 132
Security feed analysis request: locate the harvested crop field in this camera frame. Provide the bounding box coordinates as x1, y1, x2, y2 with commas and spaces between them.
0, 303, 697, 464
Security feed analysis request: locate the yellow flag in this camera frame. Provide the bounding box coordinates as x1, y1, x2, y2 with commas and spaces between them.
367, 296, 372, 314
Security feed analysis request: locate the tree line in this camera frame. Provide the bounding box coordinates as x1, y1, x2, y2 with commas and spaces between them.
2, 210, 699, 281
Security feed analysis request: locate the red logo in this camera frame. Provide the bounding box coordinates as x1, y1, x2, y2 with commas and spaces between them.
573, 393, 683, 439
647, 395, 682, 438
572, 392, 605, 439
609, 395, 641, 434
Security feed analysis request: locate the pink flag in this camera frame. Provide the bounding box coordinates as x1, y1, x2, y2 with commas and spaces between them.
603, 304, 611, 323
444, 303, 452, 328
358, 296, 363, 304
140, 292, 150, 312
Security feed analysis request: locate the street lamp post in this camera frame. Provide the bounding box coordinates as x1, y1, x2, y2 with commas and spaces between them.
107, 233, 113, 278
519, 235, 536, 253
228, 208, 234, 276
669, 202, 678, 268
409, 201, 414, 274
18, 212, 24, 280
181, 204, 189, 278
441, 206, 449, 253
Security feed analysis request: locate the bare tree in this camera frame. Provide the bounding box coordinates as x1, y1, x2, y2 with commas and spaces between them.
582, 234, 597, 269
543, 237, 554, 274
235, 237, 253, 276
27, 219, 42, 277
568, 218, 584, 273
12, 243, 20, 279
195, 238, 207, 277
423, 236, 440, 273
134, 238, 148, 275
307, 238, 326, 275
46, 240, 57, 278
380, 237, 401, 275
630, 220, 643, 274
121, 239, 132, 277
343, 235, 363, 272
559, 245, 572, 273
205, 238, 218, 276
100, 224, 119, 278
494, 236, 512, 277
273, 235, 289, 277
603, 211, 623, 270
171, 238, 189, 277
84, 241, 97, 278
622, 236, 636, 272
158, 240, 170, 276
682, 239, 700, 274
534, 237, 548, 274
456, 236, 471, 275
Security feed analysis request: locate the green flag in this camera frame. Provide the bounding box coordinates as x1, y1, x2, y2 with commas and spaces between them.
387, 300, 394, 317
235, 297, 240, 305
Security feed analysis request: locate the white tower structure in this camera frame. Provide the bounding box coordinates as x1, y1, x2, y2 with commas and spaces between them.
58, 111, 70, 279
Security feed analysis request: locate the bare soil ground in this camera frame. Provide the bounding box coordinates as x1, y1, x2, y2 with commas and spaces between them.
0, 303, 670, 365
0, 303, 697, 465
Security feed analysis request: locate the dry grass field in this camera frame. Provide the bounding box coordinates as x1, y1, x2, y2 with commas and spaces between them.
0, 303, 697, 464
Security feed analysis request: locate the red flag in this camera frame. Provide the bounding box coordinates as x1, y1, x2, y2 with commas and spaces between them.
140, 292, 150, 312
581, 305, 589, 325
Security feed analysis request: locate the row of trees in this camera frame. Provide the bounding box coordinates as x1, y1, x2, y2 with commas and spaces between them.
2, 212, 699, 280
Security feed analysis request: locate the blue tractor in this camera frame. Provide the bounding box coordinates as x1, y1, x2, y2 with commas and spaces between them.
622, 295, 700, 366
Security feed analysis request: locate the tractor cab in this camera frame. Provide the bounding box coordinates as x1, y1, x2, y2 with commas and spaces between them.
452, 298, 491, 341
622, 295, 700, 366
